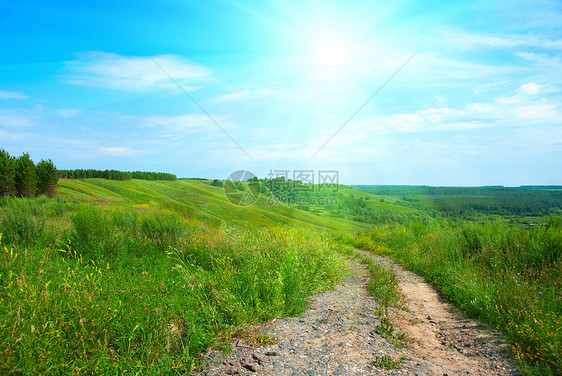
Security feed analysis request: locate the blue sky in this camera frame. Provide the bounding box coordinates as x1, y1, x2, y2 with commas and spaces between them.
1, 0, 561, 185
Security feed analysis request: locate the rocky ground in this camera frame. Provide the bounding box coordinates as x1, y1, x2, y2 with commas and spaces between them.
198, 252, 518, 376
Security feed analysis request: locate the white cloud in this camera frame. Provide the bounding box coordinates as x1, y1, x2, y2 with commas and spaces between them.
518, 82, 540, 95
0, 90, 28, 100
467, 83, 560, 123
339, 83, 561, 136
128, 113, 224, 134
57, 109, 83, 118
497, 82, 544, 105
440, 29, 562, 50
210, 88, 282, 104
466, 102, 495, 113
515, 52, 562, 83
516, 103, 556, 118
402, 52, 523, 82
374, 107, 478, 133
0, 129, 29, 142
63, 52, 212, 91
97, 146, 150, 157
0, 109, 37, 127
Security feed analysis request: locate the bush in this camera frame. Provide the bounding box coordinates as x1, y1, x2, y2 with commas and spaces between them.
172, 226, 344, 323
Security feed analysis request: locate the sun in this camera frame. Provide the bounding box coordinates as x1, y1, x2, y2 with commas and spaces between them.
295, 25, 363, 82
309, 37, 353, 74
268, 6, 374, 88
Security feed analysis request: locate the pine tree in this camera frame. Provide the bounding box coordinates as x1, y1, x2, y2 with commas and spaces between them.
14, 152, 37, 197
0, 149, 16, 196
36, 159, 58, 197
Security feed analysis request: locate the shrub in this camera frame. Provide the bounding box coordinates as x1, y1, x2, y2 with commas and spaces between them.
1, 216, 346, 374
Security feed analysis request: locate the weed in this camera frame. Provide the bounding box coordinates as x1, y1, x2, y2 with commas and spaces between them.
372, 355, 403, 369
362, 257, 403, 309
361, 254, 411, 348
375, 314, 410, 348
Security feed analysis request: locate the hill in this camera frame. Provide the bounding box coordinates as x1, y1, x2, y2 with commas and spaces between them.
58, 178, 369, 231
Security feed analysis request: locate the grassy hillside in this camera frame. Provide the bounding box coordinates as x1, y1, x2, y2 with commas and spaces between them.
1, 178, 356, 374
58, 178, 368, 232
348, 188, 418, 213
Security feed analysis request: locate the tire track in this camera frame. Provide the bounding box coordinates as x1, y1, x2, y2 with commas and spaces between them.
199, 253, 518, 375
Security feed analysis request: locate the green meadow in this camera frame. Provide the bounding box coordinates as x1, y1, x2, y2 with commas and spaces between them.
0, 179, 351, 374
1, 178, 560, 375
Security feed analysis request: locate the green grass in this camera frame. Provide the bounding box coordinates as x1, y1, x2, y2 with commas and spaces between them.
3, 178, 558, 374
362, 257, 403, 309
371, 355, 404, 369
355, 217, 562, 375
58, 178, 368, 232
0, 195, 346, 374
361, 255, 409, 348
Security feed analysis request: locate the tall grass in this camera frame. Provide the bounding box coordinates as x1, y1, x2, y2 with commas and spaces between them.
0, 197, 46, 245
0, 196, 345, 374
355, 217, 562, 375
172, 226, 343, 323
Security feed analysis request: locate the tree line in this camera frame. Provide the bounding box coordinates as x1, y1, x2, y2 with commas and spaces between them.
0, 149, 58, 198
57, 169, 177, 181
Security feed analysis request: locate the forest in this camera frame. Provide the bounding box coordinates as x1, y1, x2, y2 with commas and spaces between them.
353, 185, 562, 218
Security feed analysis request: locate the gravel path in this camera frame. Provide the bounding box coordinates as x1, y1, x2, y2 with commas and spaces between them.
198, 253, 518, 375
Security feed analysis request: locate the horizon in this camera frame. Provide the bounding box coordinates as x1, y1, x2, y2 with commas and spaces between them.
1, 0, 561, 186
52, 167, 562, 188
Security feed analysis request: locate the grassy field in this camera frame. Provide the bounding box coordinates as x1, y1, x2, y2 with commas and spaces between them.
1, 178, 560, 375
0, 190, 348, 374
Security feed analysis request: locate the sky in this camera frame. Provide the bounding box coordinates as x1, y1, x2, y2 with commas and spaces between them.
1, 0, 561, 185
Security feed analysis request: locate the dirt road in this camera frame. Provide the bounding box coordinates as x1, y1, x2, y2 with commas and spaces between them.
199, 253, 518, 375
